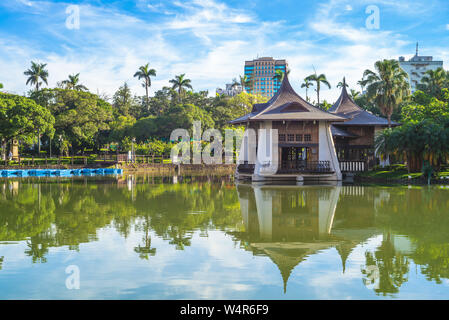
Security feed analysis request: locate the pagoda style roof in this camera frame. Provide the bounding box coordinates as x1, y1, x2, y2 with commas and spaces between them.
250, 242, 338, 293
329, 79, 399, 127
331, 125, 358, 138
230, 76, 345, 124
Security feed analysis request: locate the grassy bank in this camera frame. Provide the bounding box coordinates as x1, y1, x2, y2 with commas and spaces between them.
355, 164, 449, 183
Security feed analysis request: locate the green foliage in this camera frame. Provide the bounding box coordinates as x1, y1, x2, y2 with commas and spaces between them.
304, 72, 331, 106
134, 63, 156, 110
108, 115, 136, 143
0, 92, 54, 142
401, 97, 449, 123
29, 88, 113, 153
207, 92, 267, 128
112, 82, 142, 118
147, 140, 172, 155
60, 73, 88, 91
360, 59, 410, 127
169, 74, 193, 99
319, 100, 332, 111
417, 67, 448, 100
422, 161, 434, 184
24, 61, 49, 91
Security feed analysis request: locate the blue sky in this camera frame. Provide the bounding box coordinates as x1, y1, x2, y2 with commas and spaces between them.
0, 0, 448, 102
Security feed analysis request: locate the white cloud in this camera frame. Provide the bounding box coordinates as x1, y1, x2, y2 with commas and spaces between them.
0, 0, 447, 105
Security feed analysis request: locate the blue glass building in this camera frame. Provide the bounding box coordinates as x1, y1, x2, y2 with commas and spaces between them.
244, 57, 288, 97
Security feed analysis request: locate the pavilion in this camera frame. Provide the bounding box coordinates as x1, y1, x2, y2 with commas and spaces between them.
329, 78, 399, 170
230, 75, 345, 182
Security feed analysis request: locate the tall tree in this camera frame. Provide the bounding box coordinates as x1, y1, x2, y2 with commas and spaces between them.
133, 63, 156, 110
360, 59, 410, 128
29, 89, 113, 154
301, 79, 313, 102
24, 61, 49, 91
232, 75, 251, 93
169, 74, 192, 102
112, 83, 141, 118
60, 73, 88, 91
0, 92, 54, 159
419, 67, 447, 99
304, 72, 331, 107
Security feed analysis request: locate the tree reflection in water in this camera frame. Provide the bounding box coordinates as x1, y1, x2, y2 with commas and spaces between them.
233, 183, 449, 296
1, 177, 449, 296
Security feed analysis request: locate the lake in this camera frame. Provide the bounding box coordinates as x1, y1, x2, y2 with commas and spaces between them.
1, 174, 449, 299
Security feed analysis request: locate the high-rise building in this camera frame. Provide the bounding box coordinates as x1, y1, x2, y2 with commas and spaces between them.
399, 43, 443, 92
244, 57, 288, 97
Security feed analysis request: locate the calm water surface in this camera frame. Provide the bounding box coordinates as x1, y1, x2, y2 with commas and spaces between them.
1, 175, 449, 299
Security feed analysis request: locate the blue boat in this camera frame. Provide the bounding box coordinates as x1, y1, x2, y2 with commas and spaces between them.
27, 170, 38, 176
0, 168, 122, 178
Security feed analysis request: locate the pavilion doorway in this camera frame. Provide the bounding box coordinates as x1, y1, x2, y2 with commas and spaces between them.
280, 147, 309, 172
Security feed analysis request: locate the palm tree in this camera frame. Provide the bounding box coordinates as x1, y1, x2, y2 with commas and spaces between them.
232, 75, 251, 93
360, 59, 410, 128
419, 67, 447, 99
134, 63, 156, 110
357, 79, 366, 93
301, 79, 313, 102
61, 73, 88, 91
169, 74, 192, 102
24, 61, 49, 91
337, 77, 349, 89
304, 72, 331, 107
350, 89, 361, 100
272, 69, 290, 83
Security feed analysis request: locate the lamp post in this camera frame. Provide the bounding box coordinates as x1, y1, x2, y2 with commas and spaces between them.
132, 138, 136, 163
58, 135, 63, 156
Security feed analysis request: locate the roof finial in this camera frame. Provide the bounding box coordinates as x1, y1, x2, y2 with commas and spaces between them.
416, 42, 419, 56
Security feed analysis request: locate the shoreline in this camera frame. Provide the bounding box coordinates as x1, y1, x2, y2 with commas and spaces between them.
3, 163, 449, 185
354, 175, 449, 185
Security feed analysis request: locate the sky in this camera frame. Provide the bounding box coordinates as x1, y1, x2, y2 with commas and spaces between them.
0, 0, 448, 102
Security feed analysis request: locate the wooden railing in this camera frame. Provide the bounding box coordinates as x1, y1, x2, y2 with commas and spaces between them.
0, 154, 172, 167
116, 154, 171, 164
277, 160, 331, 174
237, 163, 255, 174
339, 160, 365, 172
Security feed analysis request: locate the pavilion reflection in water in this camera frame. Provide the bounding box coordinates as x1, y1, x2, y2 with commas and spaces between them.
235, 183, 382, 293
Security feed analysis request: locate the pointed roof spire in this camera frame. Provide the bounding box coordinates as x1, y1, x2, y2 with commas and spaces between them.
416, 42, 419, 56
329, 77, 398, 126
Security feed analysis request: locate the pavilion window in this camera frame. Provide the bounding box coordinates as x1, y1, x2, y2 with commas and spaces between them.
296, 134, 302, 142
304, 134, 311, 142
279, 134, 286, 142
287, 134, 295, 142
